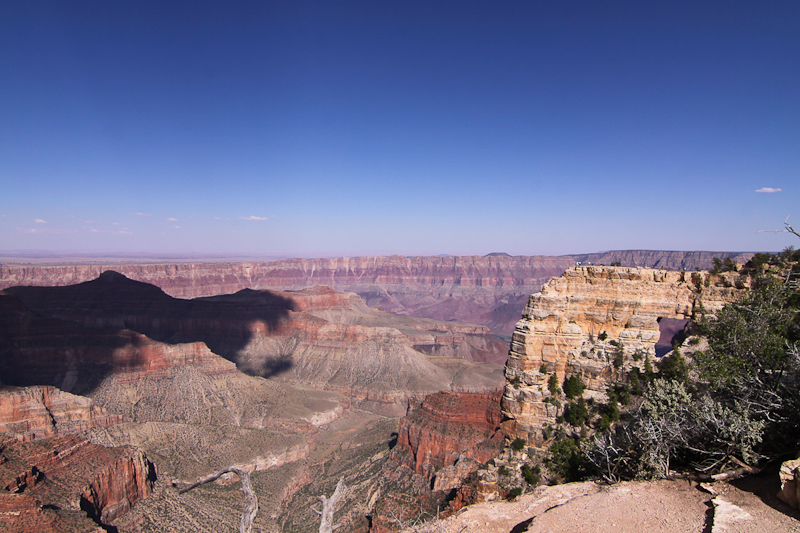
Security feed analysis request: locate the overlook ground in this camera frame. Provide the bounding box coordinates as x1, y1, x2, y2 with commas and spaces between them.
406, 475, 800, 533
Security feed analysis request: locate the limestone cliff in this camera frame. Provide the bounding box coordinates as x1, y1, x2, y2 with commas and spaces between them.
502, 266, 749, 444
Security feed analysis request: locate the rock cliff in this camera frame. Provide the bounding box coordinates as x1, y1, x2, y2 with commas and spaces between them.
0, 434, 155, 532
0, 251, 753, 336
502, 266, 749, 444
391, 391, 504, 491
0, 386, 121, 441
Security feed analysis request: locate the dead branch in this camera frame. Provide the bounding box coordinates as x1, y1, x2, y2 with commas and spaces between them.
318, 477, 348, 533
179, 467, 258, 533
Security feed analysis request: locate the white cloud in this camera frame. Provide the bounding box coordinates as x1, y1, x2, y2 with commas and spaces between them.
112, 222, 121, 225
133, 212, 153, 216
755, 187, 782, 193
34, 218, 47, 224
90, 228, 100, 233
167, 217, 178, 221
239, 215, 269, 221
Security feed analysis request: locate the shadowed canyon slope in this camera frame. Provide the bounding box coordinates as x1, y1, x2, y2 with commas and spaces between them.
0, 251, 753, 336
2, 272, 506, 415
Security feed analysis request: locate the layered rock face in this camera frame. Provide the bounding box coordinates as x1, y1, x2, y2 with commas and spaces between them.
3, 273, 506, 415
0, 386, 121, 441
0, 251, 752, 336
0, 434, 155, 532
502, 266, 749, 444
391, 391, 504, 491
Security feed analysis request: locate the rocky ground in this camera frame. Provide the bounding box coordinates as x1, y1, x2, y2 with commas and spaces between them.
402, 476, 800, 533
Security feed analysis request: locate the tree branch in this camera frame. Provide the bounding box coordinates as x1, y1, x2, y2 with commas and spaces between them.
179, 467, 258, 533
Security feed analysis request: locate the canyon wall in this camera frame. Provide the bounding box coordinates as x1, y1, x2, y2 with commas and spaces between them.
0, 386, 121, 441
2, 272, 506, 415
0, 251, 753, 336
0, 434, 155, 532
391, 391, 504, 492
502, 266, 750, 444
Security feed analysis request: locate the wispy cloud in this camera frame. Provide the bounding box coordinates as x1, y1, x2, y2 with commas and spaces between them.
34, 218, 47, 224
132, 212, 153, 216
167, 217, 178, 221
755, 187, 782, 193
239, 215, 269, 221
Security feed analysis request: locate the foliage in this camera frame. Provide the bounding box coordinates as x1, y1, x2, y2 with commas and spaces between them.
506, 487, 523, 500
539, 364, 548, 374
598, 331, 608, 341
548, 373, 560, 396
546, 437, 586, 482
607, 382, 630, 406
511, 437, 526, 452
521, 463, 541, 485
563, 398, 589, 427
695, 278, 798, 392
628, 369, 642, 395
563, 375, 586, 399
656, 348, 689, 382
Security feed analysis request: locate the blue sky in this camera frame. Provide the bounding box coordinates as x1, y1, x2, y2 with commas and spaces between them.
1, 1, 798, 258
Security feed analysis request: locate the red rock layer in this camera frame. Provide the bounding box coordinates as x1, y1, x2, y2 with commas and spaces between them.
391, 391, 504, 490
0, 435, 155, 532
0, 386, 122, 441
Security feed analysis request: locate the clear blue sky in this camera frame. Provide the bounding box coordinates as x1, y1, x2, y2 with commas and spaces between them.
1, 1, 798, 258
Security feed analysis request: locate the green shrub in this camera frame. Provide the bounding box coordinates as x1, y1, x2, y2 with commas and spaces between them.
598, 331, 608, 341
563, 375, 586, 399
539, 364, 548, 374
548, 373, 560, 396
546, 437, 586, 482
511, 437, 526, 451
657, 348, 689, 382
507, 487, 523, 500
522, 463, 541, 485
563, 398, 589, 427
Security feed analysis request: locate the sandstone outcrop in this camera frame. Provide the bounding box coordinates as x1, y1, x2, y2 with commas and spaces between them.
0, 386, 121, 441
502, 266, 749, 444
0, 251, 753, 336
0, 434, 155, 532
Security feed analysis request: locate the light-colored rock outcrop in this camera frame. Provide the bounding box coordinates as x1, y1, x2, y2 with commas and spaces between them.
778, 457, 800, 509
0, 386, 121, 441
502, 266, 749, 444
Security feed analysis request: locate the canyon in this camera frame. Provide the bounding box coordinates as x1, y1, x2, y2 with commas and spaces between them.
0, 251, 769, 532
0, 251, 752, 337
